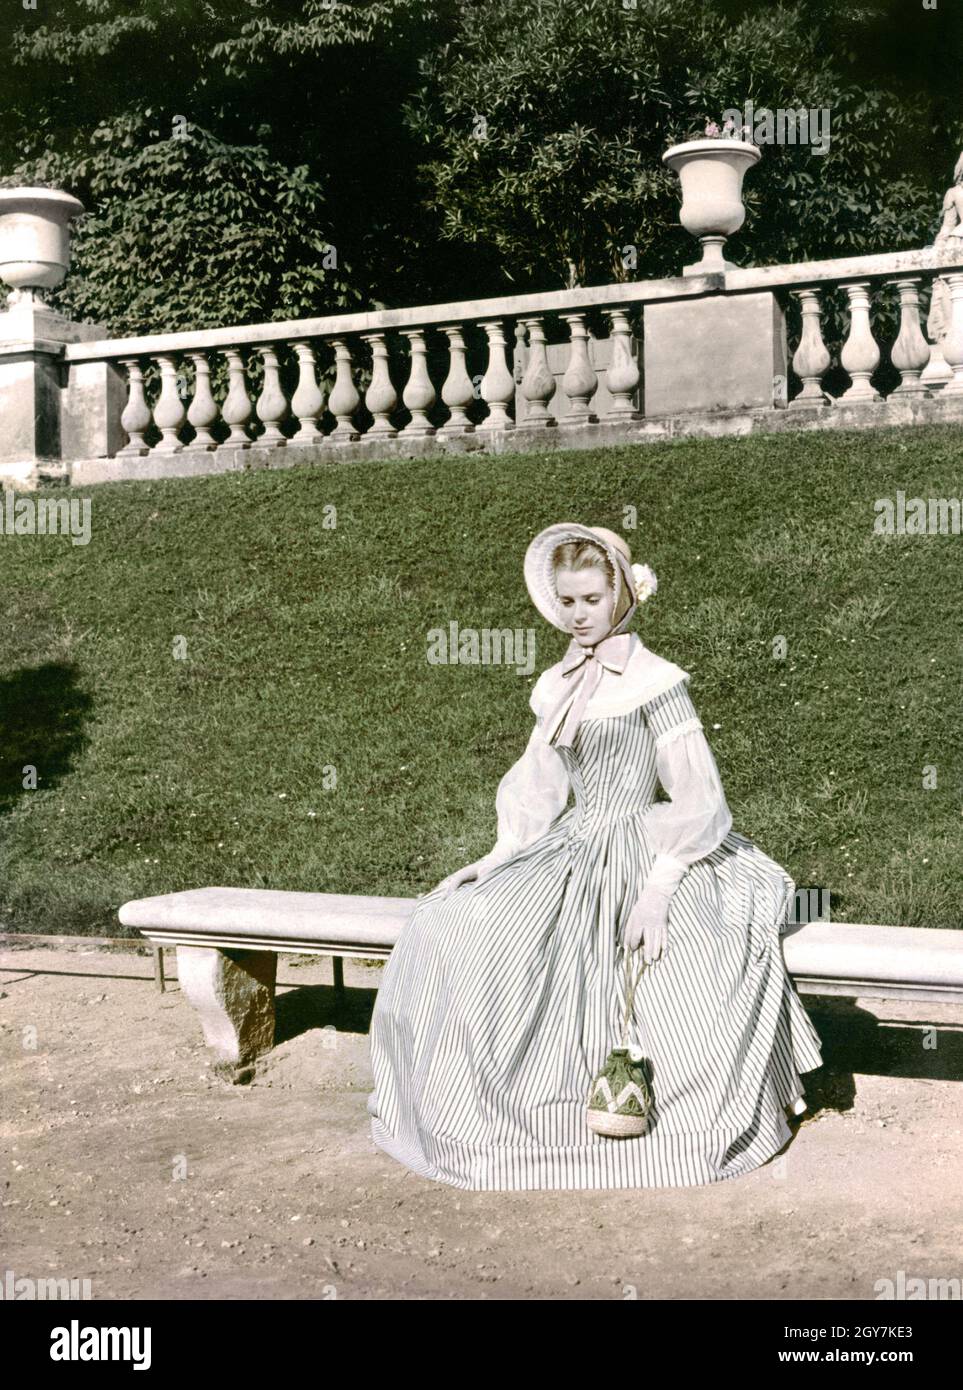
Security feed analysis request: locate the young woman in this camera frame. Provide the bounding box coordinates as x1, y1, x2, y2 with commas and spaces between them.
366, 521, 824, 1190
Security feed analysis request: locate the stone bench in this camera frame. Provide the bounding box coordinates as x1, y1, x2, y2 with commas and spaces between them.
119, 886, 414, 1079
118, 886, 963, 1080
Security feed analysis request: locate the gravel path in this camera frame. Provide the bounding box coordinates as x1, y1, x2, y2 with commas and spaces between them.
2, 943, 961, 1300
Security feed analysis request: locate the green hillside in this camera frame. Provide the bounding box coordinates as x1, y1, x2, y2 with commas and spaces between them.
2, 424, 961, 936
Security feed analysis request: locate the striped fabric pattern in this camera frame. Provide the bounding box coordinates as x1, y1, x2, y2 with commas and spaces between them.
639, 679, 706, 748
367, 682, 825, 1191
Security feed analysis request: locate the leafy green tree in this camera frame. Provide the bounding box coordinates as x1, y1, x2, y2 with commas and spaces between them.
405, 0, 962, 294
17, 116, 360, 335
0, 0, 457, 332
1, 0, 960, 351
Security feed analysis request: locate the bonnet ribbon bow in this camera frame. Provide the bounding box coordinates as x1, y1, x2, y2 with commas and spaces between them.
540, 633, 634, 749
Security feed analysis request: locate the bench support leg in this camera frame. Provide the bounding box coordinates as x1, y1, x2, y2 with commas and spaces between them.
176, 945, 277, 1081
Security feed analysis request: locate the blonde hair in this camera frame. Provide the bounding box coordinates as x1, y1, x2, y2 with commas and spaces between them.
552, 539, 614, 585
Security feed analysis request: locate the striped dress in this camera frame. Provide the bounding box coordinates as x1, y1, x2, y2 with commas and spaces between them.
367, 669, 825, 1191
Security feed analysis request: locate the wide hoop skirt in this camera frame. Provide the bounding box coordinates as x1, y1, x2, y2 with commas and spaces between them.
367, 802, 825, 1191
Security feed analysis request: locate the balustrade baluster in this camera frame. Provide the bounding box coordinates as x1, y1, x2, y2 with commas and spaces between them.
222, 349, 253, 447
476, 320, 515, 431
888, 278, 931, 395
789, 289, 831, 407
513, 322, 527, 391
289, 341, 327, 443
602, 309, 641, 421
328, 338, 361, 440
921, 273, 954, 389
187, 351, 219, 449
255, 344, 289, 445
837, 282, 881, 403
437, 325, 475, 435
153, 354, 186, 452
360, 332, 397, 437
560, 314, 598, 424
519, 317, 557, 426
937, 273, 963, 396
118, 358, 151, 455
400, 329, 436, 436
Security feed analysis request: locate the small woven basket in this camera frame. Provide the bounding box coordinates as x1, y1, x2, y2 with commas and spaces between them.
586, 948, 652, 1139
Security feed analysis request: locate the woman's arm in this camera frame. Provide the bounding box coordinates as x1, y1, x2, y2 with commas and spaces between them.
625, 678, 733, 957
474, 720, 570, 875
643, 680, 733, 892
438, 716, 570, 893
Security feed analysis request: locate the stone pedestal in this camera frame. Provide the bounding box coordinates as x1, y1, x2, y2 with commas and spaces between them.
176, 945, 277, 1082
62, 355, 126, 465
643, 291, 788, 416
0, 349, 61, 485
0, 292, 116, 486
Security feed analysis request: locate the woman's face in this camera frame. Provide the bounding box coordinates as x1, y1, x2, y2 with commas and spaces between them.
555, 565, 615, 646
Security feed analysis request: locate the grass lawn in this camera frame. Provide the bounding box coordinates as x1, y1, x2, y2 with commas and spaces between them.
1, 423, 961, 935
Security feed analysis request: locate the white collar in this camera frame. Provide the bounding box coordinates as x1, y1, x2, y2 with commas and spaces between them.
530, 633, 689, 720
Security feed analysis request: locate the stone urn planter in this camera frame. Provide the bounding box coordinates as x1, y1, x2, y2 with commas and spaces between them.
662, 139, 761, 276
0, 186, 85, 303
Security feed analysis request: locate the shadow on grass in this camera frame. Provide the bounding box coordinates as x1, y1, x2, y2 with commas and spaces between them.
0, 662, 92, 816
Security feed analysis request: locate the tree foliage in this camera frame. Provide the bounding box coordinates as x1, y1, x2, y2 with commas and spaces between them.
0, 0, 454, 332
0, 0, 960, 336
16, 116, 362, 336
405, 0, 963, 293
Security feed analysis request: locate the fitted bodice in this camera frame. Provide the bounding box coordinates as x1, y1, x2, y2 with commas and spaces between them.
554, 707, 659, 828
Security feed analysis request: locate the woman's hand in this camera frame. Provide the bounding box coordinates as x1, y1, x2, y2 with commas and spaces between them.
622, 883, 672, 962
434, 861, 484, 896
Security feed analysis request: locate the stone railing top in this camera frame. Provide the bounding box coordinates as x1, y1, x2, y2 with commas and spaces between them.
61, 243, 963, 364
63, 273, 719, 362
725, 243, 963, 292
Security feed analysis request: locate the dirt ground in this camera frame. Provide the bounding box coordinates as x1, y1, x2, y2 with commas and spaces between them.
2, 942, 962, 1301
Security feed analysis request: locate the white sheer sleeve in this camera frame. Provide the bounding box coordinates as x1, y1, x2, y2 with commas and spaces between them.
639, 679, 733, 896
473, 718, 571, 878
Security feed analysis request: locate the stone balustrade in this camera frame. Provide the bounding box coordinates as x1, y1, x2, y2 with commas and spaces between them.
4, 242, 963, 487
785, 273, 961, 405
61, 278, 691, 465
